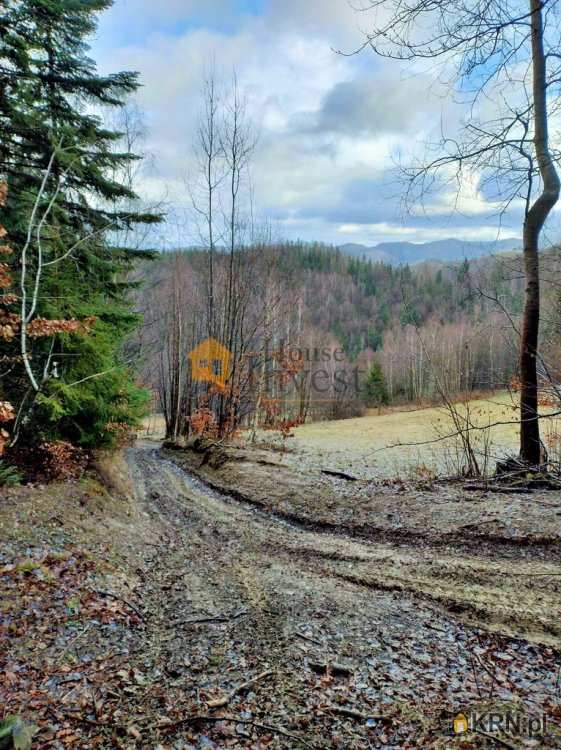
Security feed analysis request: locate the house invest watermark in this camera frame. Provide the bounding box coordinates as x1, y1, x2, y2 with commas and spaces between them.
188, 337, 370, 397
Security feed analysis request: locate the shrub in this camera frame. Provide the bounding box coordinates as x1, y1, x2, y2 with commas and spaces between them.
6, 441, 88, 483
37, 441, 88, 481
365, 360, 389, 407
0, 461, 22, 486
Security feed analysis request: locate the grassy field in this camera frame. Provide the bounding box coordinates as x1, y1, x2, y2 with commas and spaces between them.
143, 391, 561, 478
288, 391, 561, 478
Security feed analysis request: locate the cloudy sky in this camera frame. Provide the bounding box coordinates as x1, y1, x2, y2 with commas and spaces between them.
91, 0, 531, 248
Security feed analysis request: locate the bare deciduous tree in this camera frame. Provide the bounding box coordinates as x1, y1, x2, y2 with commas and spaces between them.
352, 0, 561, 466
188, 69, 226, 338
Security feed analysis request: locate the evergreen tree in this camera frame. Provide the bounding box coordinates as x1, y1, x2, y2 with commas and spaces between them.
0, 0, 160, 446
365, 360, 389, 407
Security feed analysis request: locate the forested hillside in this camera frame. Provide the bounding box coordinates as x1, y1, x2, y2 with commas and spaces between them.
339, 237, 521, 264
136, 241, 561, 433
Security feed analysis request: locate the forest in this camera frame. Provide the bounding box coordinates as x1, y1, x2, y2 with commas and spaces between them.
139, 243, 544, 437
3, 1, 561, 749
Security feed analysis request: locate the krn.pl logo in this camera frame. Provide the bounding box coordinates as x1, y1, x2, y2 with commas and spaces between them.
453, 713, 469, 734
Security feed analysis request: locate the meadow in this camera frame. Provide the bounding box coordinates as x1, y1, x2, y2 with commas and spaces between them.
143, 391, 561, 479
288, 391, 561, 479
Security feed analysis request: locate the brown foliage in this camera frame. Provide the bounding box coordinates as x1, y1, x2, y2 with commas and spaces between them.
38, 441, 88, 481
190, 405, 219, 438
260, 396, 304, 437
8, 441, 88, 482
0, 401, 15, 423
0, 309, 21, 340
0, 261, 12, 289
26, 315, 96, 338
0, 312, 96, 342
0, 401, 15, 457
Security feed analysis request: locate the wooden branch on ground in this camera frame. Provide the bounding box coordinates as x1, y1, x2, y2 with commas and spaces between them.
94, 589, 148, 623
173, 608, 248, 627
463, 484, 532, 494
157, 715, 315, 749
472, 652, 497, 699
321, 469, 358, 481
475, 729, 516, 749
207, 669, 274, 708
324, 706, 386, 722
295, 631, 322, 646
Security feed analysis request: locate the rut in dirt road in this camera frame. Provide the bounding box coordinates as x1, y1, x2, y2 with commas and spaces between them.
120, 445, 561, 748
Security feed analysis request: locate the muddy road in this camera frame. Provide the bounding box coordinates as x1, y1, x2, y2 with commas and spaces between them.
4, 443, 560, 748
120, 444, 561, 748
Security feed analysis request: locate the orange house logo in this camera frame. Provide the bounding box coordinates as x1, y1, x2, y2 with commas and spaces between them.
188, 338, 232, 387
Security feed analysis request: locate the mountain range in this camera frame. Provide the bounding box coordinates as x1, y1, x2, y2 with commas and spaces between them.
338, 238, 521, 265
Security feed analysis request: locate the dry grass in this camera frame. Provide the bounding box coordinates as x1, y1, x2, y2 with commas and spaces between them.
143, 391, 561, 478
140, 412, 167, 440
288, 391, 561, 478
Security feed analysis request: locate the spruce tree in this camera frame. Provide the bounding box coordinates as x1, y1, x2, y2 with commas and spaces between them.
365, 360, 389, 407
0, 0, 160, 446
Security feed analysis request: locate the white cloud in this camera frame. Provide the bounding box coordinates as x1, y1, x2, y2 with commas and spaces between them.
337, 222, 520, 244
91, 0, 531, 245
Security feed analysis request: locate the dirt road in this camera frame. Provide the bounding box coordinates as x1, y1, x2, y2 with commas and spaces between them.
123, 445, 561, 748
3, 444, 561, 748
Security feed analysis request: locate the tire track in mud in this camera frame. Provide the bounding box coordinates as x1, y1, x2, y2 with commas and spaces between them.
148, 446, 561, 646
123, 444, 561, 749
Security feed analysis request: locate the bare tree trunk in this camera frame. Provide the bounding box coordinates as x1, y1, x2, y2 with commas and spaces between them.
219, 75, 255, 436
205, 77, 218, 339
520, 0, 560, 465
189, 71, 223, 339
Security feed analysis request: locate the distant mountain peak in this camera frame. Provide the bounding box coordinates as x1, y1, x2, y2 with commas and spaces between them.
338, 238, 521, 265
